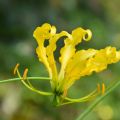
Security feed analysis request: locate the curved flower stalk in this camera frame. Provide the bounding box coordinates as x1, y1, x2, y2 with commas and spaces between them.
14, 23, 120, 106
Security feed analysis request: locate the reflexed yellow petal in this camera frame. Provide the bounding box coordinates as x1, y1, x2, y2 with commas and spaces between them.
58, 28, 92, 81
64, 46, 120, 89
33, 23, 52, 77
46, 31, 71, 83
85, 47, 120, 74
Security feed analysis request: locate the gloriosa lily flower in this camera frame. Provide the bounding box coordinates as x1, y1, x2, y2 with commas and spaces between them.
14, 23, 120, 106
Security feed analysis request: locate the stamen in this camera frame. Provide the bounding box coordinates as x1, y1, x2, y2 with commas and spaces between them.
21, 77, 52, 96
64, 87, 99, 104
13, 63, 52, 96
13, 63, 20, 75
23, 68, 28, 80
62, 83, 104, 106
102, 83, 105, 95
97, 83, 101, 93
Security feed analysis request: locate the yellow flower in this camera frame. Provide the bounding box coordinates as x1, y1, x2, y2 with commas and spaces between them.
32, 23, 120, 104
15, 23, 120, 106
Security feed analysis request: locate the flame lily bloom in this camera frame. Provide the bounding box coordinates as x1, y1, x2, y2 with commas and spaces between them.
15, 23, 120, 106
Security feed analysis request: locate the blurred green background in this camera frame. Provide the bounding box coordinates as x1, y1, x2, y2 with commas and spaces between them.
0, 0, 120, 120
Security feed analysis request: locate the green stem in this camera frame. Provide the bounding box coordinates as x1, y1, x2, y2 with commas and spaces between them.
76, 79, 120, 120
0, 77, 50, 84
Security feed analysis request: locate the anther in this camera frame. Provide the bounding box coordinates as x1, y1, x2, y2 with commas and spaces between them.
23, 68, 28, 80
97, 83, 101, 93
102, 83, 105, 95
13, 63, 20, 75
